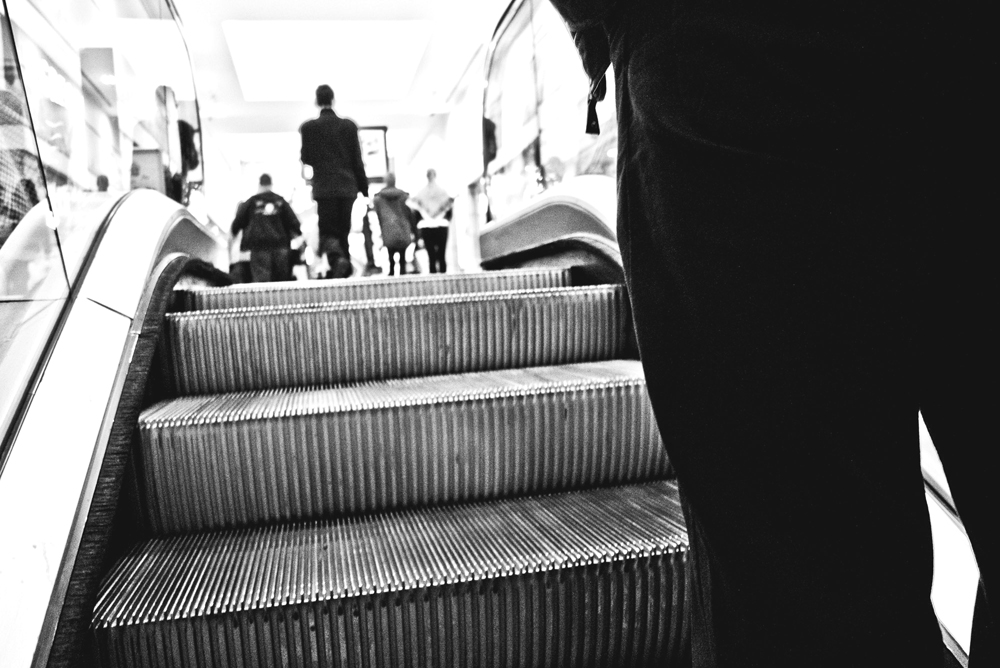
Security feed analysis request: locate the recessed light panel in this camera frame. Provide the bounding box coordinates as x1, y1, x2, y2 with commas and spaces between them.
222, 20, 432, 102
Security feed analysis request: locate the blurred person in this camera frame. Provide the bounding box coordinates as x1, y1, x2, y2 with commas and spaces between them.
299, 84, 369, 278
96, 174, 109, 192
230, 174, 302, 283
549, 1, 995, 667
372, 173, 413, 277
360, 205, 381, 275
408, 168, 452, 274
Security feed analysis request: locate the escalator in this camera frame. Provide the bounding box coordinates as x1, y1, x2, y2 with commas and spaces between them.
1, 191, 975, 667
89, 268, 691, 667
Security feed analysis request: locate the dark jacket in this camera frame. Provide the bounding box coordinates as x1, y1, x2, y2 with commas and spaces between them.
231, 190, 301, 251
373, 186, 413, 251
299, 108, 369, 199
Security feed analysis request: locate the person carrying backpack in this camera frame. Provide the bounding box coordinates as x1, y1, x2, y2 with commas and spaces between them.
231, 173, 302, 283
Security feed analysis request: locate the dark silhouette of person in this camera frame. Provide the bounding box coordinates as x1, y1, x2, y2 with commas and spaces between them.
96, 174, 109, 192
230, 174, 301, 283
548, 1, 995, 666
299, 84, 368, 278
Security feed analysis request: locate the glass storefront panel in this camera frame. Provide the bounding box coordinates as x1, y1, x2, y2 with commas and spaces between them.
0, 2, 66, 458
483, 0, 542, 222
532, 0, 617, 187
7, 0, 201, 220
0, 5, 52, 278
483, 0, 619, 223
1, 0, 201, 457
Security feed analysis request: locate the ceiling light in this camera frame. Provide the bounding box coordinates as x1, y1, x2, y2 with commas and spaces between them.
223, 21, 432, 102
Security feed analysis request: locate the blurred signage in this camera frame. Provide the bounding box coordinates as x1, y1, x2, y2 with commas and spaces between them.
131, 148, 165, 193
358, 125, 388, 183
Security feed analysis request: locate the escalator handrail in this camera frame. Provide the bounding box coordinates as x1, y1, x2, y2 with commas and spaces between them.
0, 192, 134, 477
479, 178, 617, 267
0, 190, 225, 668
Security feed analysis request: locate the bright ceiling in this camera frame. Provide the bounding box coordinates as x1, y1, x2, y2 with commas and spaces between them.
169, 0, 511, 220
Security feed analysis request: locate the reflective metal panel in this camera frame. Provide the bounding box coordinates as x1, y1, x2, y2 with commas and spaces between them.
168, 285, 629, 395
0, 299, 130, 667
5, 0, 201, 204
94, 481, 690, 668
139, 360, 669, 533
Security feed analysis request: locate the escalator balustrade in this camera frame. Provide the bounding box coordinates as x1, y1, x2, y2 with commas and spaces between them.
91, 268, 690, 667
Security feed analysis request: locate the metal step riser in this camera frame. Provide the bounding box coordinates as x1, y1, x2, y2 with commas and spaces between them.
92, 483, 686, 624
168, 288, 628, 395
94, 555, 689, 668
141, 384, 668, 534
190, 269, 572, 310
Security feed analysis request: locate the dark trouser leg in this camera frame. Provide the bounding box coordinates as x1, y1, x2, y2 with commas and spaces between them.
317, 197, 356, 277
606, 7, 964, 666
387, 250, 406, 276
249, 248, 292, 282
316, 198, 337, 278
623, 142, 940, 668
333, 197, 354, 261
918, 154, 996, 667
248, 251, 269, 283
362, 210, 375, 267
423, 228, 448, 274
273, 248, 292, 281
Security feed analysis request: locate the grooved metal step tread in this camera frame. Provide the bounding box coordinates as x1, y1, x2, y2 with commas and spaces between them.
186, 268, 572, 311
167, 285, 628, 395
138, 361, 669, 534
93, 482, 689, 668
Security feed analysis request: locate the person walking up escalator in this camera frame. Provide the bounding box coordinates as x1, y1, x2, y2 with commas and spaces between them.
230, 173, 302, 283
372, 173, 413, 277
408, 168, 452, 274
299, 84, 369, 278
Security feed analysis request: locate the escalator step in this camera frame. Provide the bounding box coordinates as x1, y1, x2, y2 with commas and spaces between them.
186, 268, 572, 311
139, 360, 669, 534
93, 481, 689, 668
167, 285, 629, 395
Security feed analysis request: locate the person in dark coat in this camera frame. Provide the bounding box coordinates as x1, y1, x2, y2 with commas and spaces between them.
231, 173, 302, 283
299, 84, 368, 278
372, 173, 413, 276
548, 1, 995, 667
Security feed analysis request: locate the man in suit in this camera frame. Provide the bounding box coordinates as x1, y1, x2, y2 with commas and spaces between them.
300, 84, 369, 278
